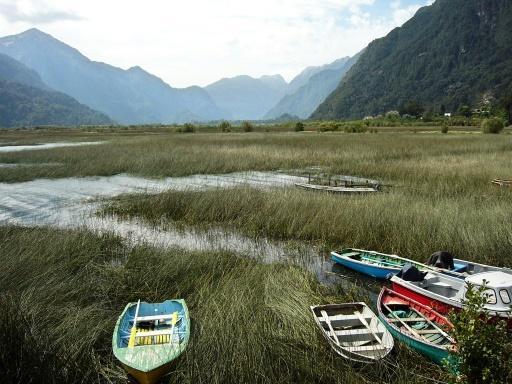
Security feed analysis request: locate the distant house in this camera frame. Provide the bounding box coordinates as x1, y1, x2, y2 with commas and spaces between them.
444, 113, 452, 117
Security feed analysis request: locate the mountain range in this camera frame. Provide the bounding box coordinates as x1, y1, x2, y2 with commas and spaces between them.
2, 0, 509, 127
205, 74, 287, 120
265, 54, 361, 119
0, 29, 224, 125
0, 53, 111, 127
0, 28, 357, 126
312, 0, 512, 119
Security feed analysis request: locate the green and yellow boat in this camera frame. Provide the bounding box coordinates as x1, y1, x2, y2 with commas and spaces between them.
112, 299, 190, 384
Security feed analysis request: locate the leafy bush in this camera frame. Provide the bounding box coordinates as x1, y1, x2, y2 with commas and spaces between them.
441, 122, 449, 134
295, 122, 305, 132
344, 123, 367, 133
219, 121, 231, 132
176, 123, 195, 133
241, 121, 253, 132
482, 118, 504, 134
447, 283, 512, 384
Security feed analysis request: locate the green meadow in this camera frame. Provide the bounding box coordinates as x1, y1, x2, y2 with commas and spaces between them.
1, 126, 512, 383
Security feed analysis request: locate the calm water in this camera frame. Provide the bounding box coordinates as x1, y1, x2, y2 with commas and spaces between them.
0, 141, 103, 153
0, 170, 381, 293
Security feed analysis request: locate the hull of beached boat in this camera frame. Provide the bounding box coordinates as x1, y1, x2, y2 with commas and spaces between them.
113, 299, 190, 384
382, 318, 450, 365
390, 280, 458, 315
122, 362, 174, 384
310, 302, 394, 363
452, 258, 512, 275
391, 277, 512, 328
331, 249, 430, 280
377, 288, 456, 367
295, 183, 378, 194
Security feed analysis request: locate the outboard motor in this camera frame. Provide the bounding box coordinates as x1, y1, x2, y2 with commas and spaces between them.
395, 263, 427, 282
425, 251, 455, 270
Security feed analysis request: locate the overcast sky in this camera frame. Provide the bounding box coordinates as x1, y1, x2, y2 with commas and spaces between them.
0, 0, 432, 88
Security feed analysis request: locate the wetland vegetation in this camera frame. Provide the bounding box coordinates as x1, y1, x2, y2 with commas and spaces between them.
2, 126, 512, 383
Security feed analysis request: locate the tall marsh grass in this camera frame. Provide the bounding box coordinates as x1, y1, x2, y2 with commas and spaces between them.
1, 131, 511, 185
104, 186, 512, 267
0, 226, 446, 383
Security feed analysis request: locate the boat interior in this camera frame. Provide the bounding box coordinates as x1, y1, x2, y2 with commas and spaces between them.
117, 301, 186, 348
404, 273, 464, 300
382, 300, 454, 348
313, 304, 393, 360
343, 250, 402, 268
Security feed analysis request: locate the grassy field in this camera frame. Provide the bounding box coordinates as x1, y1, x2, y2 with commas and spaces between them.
2, 127, 512, 382
0, 226, 445, 384
1, 128, 511, 184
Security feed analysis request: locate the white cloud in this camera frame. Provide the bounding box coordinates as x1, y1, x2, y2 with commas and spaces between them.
0, 0, 80, 23
0, 0, 431, 87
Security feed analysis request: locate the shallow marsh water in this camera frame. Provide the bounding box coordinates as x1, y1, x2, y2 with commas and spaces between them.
0, 170, 381, 294
0, 141, 103, 153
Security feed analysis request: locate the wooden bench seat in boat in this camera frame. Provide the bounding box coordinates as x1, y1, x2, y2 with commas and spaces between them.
136, 314, 175, 322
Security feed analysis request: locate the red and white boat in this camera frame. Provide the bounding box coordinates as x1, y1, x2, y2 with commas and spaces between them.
390, 270, 512, 327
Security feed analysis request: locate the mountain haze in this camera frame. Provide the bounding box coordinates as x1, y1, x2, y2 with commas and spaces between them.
0, 29, 225, 124
313, 0, 512, 120
0, 54, 112, 127
265, 54, 361, 119
205, 75, 287, 120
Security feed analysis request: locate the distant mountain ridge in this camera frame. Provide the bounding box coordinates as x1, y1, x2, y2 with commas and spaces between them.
0, 53, 112, 127
205, 74, 288, 120
0, 29, 225, 124
312, 0, 512, 120
265, 54, 361, 119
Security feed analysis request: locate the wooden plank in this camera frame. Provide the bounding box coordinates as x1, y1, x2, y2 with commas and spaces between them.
408, 307, 455, 343
416, 329, 445, 335
128, 300, 141, 349
383, 303, 424, 341
321, 310, 341, 346
137, 314, 175, 322
319, 314, 372, 323
354, 311, 382, 345
346, 345, 388, 352
135, 329, 174, 337
387, 317, 426, 323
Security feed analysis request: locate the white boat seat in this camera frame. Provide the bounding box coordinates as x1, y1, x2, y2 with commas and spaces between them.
328, 328, 378, 336
136, 314, 176, 322
320, 314, 373, 323
342, 252, 361, 258
346, 345, 388, 352
135, 329, 175, 337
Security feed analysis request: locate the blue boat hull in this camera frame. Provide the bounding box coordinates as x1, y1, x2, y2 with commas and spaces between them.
331, 253, 398, 279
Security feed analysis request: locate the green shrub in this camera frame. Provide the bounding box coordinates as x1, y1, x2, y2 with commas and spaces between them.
482, 118, 504, 134
344, 123, 367, 133
295, 122, 305, 132
177, 123, 195, 133
241, 121, 253, 132
441, 123, 449, 134
219, 121, 231, 132
447, 283, 512, 384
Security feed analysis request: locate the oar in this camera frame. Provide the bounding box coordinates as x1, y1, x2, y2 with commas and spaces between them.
168, 311, 179, 344
128, 299, 141, 348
